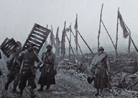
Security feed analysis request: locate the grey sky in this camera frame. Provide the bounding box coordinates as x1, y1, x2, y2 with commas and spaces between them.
0, 0, 138, 53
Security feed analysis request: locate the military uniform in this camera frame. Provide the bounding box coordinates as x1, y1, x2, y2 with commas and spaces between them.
5, 48, 21, 93
18, 49, 40, 97
89, 47, 110, 96
38, 45, 56, 91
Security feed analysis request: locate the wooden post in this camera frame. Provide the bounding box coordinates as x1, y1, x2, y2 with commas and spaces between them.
75, 14, 78, 61
125, 24, 138, 53
77, 30, 93, 54
65, 33, 75, 56
69, 27, 71, 61
115, 8, 119, 59
46, 24, 48, 29
98, 4, 104, 51
128, 31, 131, 54
61, 21, 66, 58
101, 20, 118, 55
70, 29, 83, 55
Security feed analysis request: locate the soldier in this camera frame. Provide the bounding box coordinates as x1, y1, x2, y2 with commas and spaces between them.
37, 44, 56, 91
18, 43, 41, 98
88, 47, 110, 96
5, 45, 22, 93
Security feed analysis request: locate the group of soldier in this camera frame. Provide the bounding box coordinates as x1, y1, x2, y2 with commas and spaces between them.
0, 39, 112, 97
2, 42, 56, 98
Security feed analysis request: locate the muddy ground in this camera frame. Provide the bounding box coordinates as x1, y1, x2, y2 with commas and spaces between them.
0, 52, 138, 98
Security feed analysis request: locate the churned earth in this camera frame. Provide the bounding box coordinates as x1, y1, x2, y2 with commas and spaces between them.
0, 56, 138, 98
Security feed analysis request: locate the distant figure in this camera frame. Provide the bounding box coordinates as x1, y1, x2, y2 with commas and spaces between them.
38, 44, 56, 91
18, 43, 41, 98
5, 45, 22, 93
88, 47, 110, 96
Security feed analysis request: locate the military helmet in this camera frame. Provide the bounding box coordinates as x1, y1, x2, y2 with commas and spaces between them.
46, 44, 52, 49
98, 46, 104, 52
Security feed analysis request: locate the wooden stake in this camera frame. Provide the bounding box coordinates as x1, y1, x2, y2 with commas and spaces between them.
128, 31, 131, 54
69, 27, 71, 61
115, 8, 119, 58
70, 29, 83, 55
98, 4, 104, 51
65, 33, 75, 56
125, 24, 138, 52
77, 30, 93, 54
75, 14, 78, 61
101, 20, 118, 55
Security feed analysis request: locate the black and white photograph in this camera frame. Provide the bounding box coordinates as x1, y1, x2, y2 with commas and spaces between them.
0, 0, 138, 98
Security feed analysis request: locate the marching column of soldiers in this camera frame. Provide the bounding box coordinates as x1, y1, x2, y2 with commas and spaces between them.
0, 40, 112, 97
0, 42, 57, 98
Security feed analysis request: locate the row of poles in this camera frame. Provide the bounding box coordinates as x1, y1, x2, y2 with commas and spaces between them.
98, 4, 138, 60
45, 3, 138, 62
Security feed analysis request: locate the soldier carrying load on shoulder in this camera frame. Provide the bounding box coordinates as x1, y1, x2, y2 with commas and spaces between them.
5, 41, 22, 93
18, 43, 42, 98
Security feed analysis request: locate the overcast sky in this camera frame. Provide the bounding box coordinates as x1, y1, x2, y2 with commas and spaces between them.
0, 0, 138, 53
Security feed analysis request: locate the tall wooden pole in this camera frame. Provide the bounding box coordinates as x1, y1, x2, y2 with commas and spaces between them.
65, 33, 75, 56
70, 29, 83, 55
101, 20, 118, 55
115, 8, 119, 59
46, 24, 48, 29
75, 14, 78, 61
69, 26, 71, 61
98, 4, 104, 51
125, 24, 138, 52
128, 31, 131, 54
77, 30, 93, 54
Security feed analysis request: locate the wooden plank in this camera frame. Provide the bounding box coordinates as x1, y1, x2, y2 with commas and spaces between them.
1, 39, 13, 50
33, 31, 46, 39
0, 38, 9, 48
30, 35, 45, 41
1, 38, 18, 57
7, 49, 16, 57
35, 23, 48, 31
23, 23, 51, 53
35, 28, 47, 35
27, 40, 41, 48
2, 41, 15, 50
29, 36, 43, 44
34, 26, 50, 38
28, 38, 42, 46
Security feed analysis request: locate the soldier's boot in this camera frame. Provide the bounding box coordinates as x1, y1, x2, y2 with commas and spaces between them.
30, 88, 36, 98
12, 86, 19, 93
95, 89, 99, 96
99, 88, 104, 97
12, 79, 19, 93
37, 85, 43, 91
46, 85, 50, 91
19, 89, 23, 96
5, 82, 9, 90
